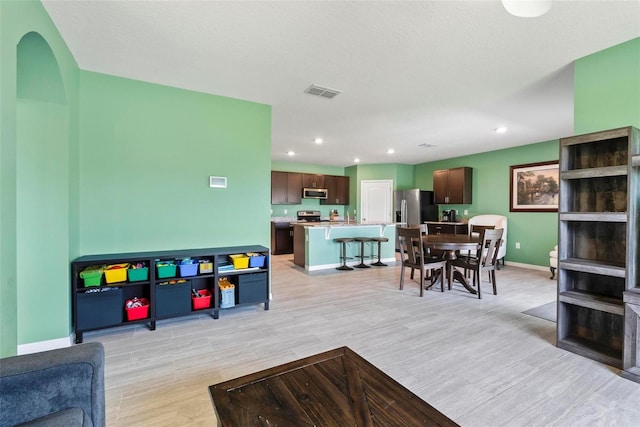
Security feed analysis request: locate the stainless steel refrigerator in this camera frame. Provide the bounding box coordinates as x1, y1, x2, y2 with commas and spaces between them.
395, 189, 439, 250
395, 189, 439, 226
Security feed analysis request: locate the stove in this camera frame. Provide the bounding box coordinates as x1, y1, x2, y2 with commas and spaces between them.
297, 210, 322, 222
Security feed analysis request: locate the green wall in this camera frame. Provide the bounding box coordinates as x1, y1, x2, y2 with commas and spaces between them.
574, 37, 640, 133
79, 71, 271, 253
1, 0, 80, 356
415, 140, 559, 267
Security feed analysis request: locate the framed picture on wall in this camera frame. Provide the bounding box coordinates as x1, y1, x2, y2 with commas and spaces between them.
509, 161, 559, 212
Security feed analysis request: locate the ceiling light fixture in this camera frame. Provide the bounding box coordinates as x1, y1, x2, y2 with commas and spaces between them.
494, 127, 508, 134
501, 0, 551, 18
287, 150, 295, 156
354, 158, 360, 163
386, 149, 395, 154
314, 138, 323, 144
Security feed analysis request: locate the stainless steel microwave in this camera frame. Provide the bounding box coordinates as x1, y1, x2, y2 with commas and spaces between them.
302, 188, 328, 199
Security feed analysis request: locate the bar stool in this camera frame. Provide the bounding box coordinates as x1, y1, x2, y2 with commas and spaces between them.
334, 237, 354, 270
370, 237, 389, 266
354, 237, 374, 268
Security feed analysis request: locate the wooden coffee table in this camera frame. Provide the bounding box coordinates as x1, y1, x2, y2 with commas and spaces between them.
209, 346, 458, 426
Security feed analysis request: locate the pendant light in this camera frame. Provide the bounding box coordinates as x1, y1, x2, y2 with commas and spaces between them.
502, 0, 552, 18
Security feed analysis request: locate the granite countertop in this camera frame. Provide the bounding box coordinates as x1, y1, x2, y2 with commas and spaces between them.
300, 222, 393, 227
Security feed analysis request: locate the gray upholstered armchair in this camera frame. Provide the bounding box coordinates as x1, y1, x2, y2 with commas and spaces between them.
0, 342, 105, 427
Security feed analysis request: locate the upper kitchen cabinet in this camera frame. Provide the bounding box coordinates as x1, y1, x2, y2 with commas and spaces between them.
271, 171, 302, 204
433, 167, 472, 204
302, 174, 325, 189
321, 175, 350, 205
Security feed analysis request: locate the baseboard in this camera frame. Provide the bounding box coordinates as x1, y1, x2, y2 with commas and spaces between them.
17, 335, 73, 355
504, 261, 550, 272
307, 257, 397, 272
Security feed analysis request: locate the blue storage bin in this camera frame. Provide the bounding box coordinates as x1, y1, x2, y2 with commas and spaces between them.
220, 287, 235, 309
179, 259, 198, 277
248, 254, 266, 268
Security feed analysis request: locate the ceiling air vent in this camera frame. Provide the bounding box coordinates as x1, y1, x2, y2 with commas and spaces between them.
304, 84, 342, 99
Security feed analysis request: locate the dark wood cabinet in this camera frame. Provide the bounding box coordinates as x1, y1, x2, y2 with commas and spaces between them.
271, 171, 302, 204
425, 222, 468, 235
433, 167, 472, 204
557, 126, 639, 375
320, 175, 349, 205
272, 170, 349, 205
271, 222, 293, 254
335, 176, 349, 205
302, 173, 325, 189
71, 245, 270, 343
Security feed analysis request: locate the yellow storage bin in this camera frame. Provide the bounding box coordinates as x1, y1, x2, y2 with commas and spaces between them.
229, 254, 249, 269
104, 263, 129, 284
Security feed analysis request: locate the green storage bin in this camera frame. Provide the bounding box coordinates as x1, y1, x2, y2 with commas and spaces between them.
80, 265, 104, 287
128, 267, 149, 282
156, 262, 177, 279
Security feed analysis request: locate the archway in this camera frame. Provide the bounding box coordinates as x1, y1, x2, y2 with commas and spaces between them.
16, 32, 70, 346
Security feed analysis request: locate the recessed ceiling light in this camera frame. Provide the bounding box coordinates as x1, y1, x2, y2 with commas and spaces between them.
314, 138, 323, 144
354, 158, 360, 163
494, 127, 508, 134
287, 150, 295, 156
387, 148, 395, 154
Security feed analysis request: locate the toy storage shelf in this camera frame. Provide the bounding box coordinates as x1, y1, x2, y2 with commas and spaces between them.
557, 126, 638, 376
71, 245, 269, 343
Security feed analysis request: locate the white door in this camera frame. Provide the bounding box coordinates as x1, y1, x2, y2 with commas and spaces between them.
360, 180, 393, 223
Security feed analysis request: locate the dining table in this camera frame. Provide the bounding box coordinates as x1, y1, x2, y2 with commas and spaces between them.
422, 233, 481, 294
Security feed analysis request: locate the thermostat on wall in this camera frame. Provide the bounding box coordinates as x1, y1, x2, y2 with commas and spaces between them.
209, 176, 227, 188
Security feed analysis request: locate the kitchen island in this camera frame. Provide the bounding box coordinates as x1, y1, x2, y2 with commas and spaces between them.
293, 222, 396, 271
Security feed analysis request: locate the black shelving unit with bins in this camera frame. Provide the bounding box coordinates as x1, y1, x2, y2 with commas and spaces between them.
71, 245, 269, 343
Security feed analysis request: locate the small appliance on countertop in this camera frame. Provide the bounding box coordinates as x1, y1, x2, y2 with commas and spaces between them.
441, 209, 457, 222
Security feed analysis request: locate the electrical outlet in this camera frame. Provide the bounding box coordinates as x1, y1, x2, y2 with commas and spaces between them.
284, 209, 287, 214
463, 209, 468, 216
515, 242, 521, 249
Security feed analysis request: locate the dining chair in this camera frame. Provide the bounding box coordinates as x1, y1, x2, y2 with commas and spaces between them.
451, 228, 503, 299
397, 227, 447, 296
463, 224, 496, 278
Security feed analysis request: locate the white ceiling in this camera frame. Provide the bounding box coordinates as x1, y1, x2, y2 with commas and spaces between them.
42, 0, 640, 167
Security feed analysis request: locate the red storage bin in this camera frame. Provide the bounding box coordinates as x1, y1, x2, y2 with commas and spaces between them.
125, 297, 149, 321
192, 289, 212, 310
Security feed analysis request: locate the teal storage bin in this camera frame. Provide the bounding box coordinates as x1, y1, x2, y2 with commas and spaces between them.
156, 262, 177, 279
128, 267, 149, 282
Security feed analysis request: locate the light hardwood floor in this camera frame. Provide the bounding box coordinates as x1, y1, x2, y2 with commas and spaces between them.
85, 255, 640, 426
